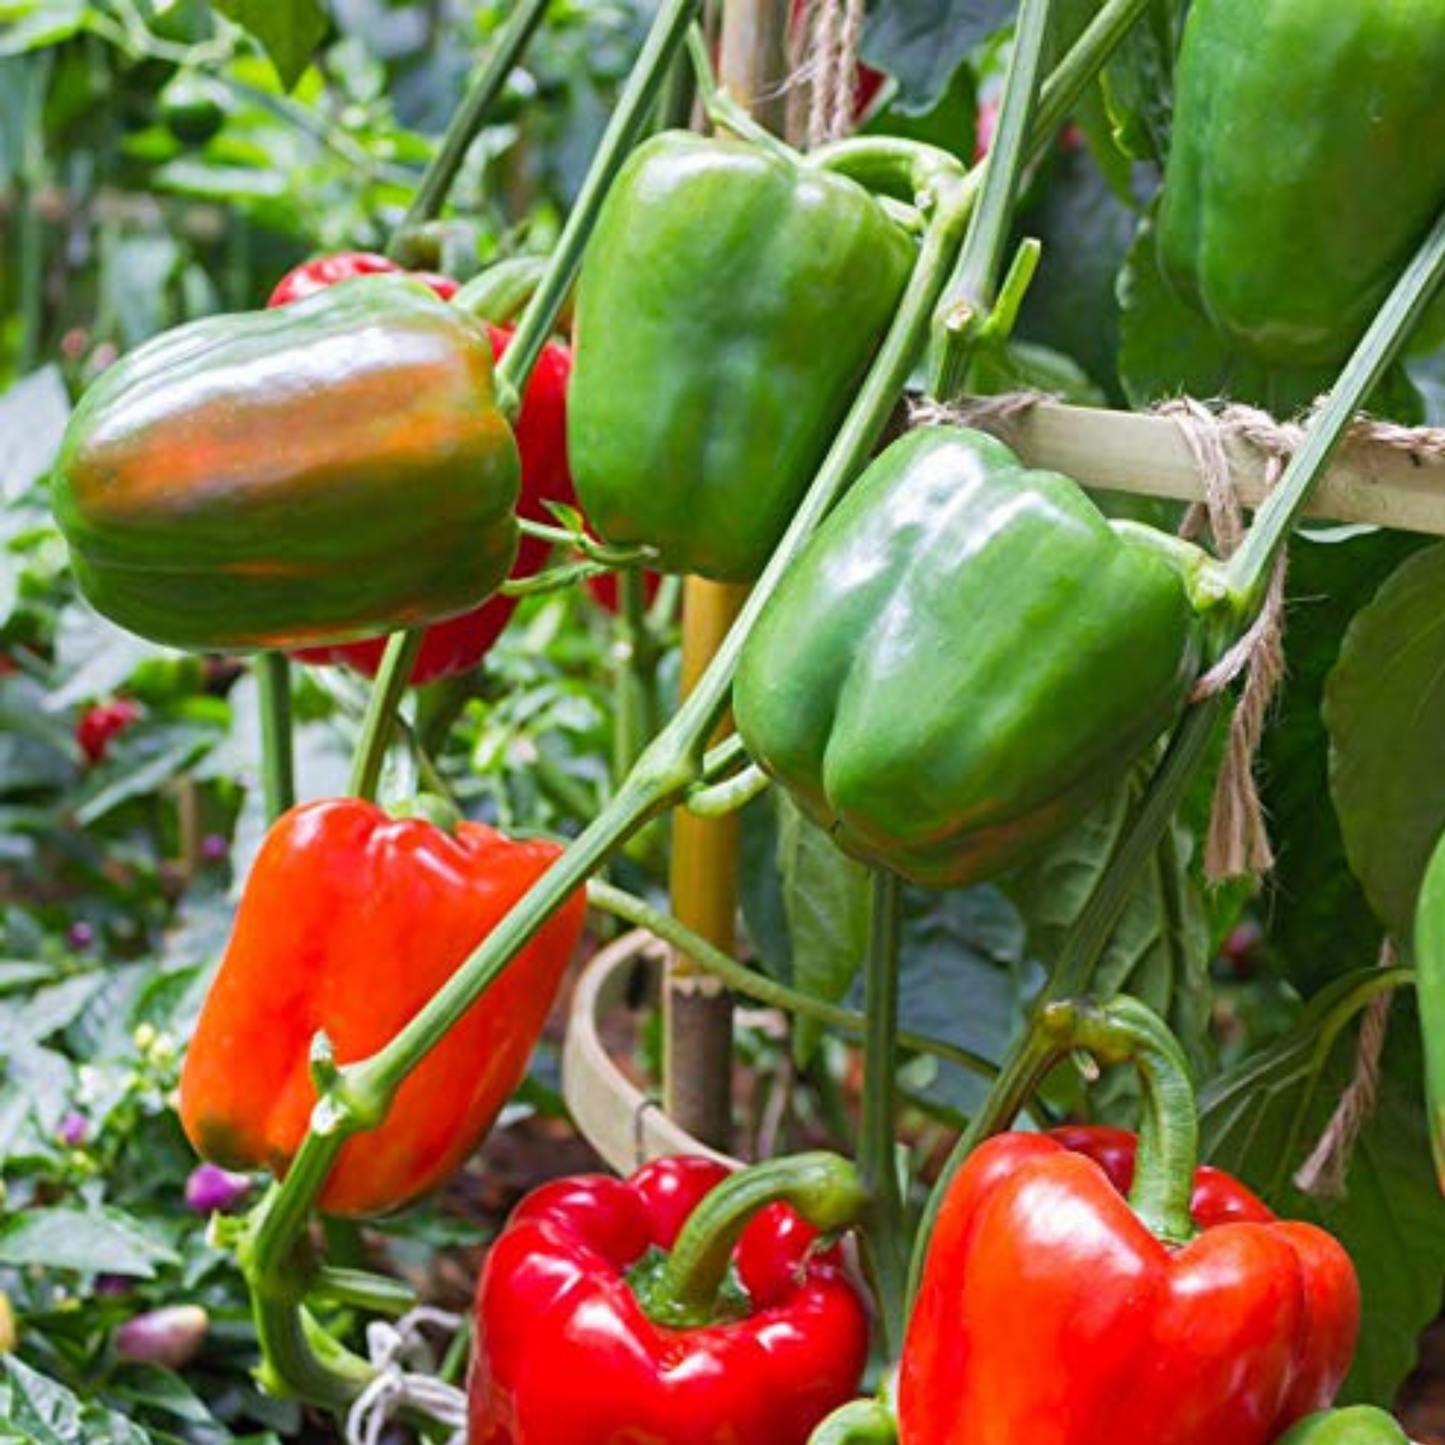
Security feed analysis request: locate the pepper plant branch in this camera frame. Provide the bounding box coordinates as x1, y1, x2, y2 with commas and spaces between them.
614, 568, 660, 782
255, 652, 295, 823
495, 0, 703, 401
929, 0, 1057, 400
586, 878, 1001, 1081
1226, 203, 1445, 609
858, 868, 908, 1357
346, 628, 425, 802
685, 762, 771, 816
391, 0, 552, 252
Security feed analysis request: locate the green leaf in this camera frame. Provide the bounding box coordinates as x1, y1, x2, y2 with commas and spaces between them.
8, 973, 108, 1045
210, 0, 329, 90
0, 1, 88, 56
776, 795, 871, 1067
1261, 529, 1422, 993
1003, 769, 1214, 1099
0, 1206, 179, 1277
74, 727, 215, 826
861, 0, 1011, 114
1325, 542, 1445, 944
1200, 979, 1445, 1405
0, 367, 69, 502
1098, 0, 1179, 164
0, 1355, 155, 1444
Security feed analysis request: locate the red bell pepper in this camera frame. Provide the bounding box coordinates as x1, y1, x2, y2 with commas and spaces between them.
468, 1152, 871, 1445
898, 999, 1360, 1445
178, 798, 586, 1217
268, 253, 576, 686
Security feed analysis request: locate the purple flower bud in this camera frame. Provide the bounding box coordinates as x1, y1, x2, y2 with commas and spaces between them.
184, 1163, 252, 1214
200, 833, 229, 863
68, 921, 95, 950
57, 1113, 88, 1146
95, 1274, 138, 1297
114, 1304, 209, 1370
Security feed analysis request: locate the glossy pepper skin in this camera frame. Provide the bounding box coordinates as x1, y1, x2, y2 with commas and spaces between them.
569, 130, 914, 581
1157, 0, 1445, 367
53, 276, 520, 652
269, 254, 577, 685
898, 1129, 1360, 1445
1274, 1408, 1410, 1445
468, 1155, 870, 1445
178, 799, 585, 1217
734, 425, 1215, 888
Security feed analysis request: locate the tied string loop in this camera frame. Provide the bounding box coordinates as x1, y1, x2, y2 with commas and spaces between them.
345, 1306, 468, 1445
1294, 940, 1399, 1198
1158, 397, 1288, 884
789, 0, 866, 147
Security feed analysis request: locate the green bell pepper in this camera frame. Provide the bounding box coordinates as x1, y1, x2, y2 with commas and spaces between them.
734, 425, 1227, 888
1272, 1406, 1410, 1445
568, 130, 915, 582
1157, 0, 1445, 367
53, 275, 520, 652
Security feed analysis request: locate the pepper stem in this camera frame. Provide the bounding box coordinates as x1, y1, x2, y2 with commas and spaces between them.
255, 652, 295, 823
495, 0, 703, 401
1040, 997, 1198, 1246
929, 0, 1058, 400
389, 0, 552, 254
640, 1153, 867, 1329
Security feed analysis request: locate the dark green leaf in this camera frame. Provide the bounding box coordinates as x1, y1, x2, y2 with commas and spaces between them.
0, 1206, 179, 1277
1200, 980, 1445, 1404
74, 728, 216, 827
1325, 542, 1445, 944
1099, 0, 1179, 164
1262, 529, 1422, 993
1004, 770, 1214, 1098
776, 795, 871, 1067
210, 0, 330, 90
861, 0, 1011, 114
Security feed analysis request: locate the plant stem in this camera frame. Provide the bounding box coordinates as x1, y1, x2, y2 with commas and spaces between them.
929, 0, 1057, 400
613, 567, 655, 782
495, 0, 703, 402
347, 629, 424, 802
645, 1153, 866, 1327
858, 869, 907, 1357
906, 1015, 1068, 1307
1227, 204, 1445, 610
685, 763, 770, 816
587, 879, 999, 1081
391, 0, 552, 251
256, 653, 295, 823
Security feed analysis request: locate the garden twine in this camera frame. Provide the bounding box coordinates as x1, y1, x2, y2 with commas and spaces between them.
345, 1306, 468, 1445
788, 0, 866, 146
1293, 939, 1398, 1199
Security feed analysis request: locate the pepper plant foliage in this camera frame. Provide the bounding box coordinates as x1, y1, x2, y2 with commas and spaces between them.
5, 0, 1445, 1439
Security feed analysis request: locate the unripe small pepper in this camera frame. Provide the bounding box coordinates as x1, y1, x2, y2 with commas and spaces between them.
569, 130, 915, 581
178, 798, 586, 1217
735, 425, 1227, 887
53, 276, 520, 652
1273, 1407, 1410, 1445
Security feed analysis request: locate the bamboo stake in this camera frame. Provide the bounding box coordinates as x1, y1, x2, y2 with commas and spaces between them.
965, 399, 1445, 536
662, 0, 790, 1148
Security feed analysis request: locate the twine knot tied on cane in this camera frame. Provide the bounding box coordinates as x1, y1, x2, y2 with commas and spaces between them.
345, 1306, 468, 1445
